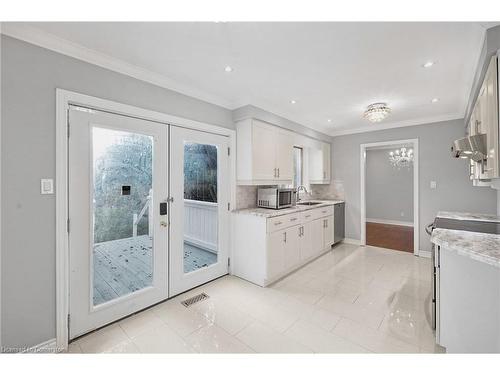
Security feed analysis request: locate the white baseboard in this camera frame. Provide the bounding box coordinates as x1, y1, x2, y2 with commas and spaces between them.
19, 338, 60, 354
342, 238, 361, 245
366, 218, 414, 227
418, 250, 431, 258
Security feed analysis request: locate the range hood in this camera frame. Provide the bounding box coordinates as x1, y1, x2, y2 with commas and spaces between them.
451, 134, 487, 162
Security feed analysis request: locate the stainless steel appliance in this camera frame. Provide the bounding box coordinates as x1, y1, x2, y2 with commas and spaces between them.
333, 202, 345, 244
257, 187, 295, 209
426, 217, 500, 339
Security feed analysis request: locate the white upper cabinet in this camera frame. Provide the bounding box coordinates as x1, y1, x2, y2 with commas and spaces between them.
469, 55, 499, 181
484, 56, 499, 179
308, 140, 331, 184
236, 118, 294, 184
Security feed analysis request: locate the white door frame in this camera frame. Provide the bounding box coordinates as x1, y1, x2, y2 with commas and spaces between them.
360, 138, 419, 255
56, 89, 236, 350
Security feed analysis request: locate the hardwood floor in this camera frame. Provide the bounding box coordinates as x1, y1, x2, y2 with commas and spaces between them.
366, 222, 414, 253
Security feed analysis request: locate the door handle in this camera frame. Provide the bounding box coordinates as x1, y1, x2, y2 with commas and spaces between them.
283, 232, 287, 243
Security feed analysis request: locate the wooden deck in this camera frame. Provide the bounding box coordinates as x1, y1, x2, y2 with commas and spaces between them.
93, 235, 217, 305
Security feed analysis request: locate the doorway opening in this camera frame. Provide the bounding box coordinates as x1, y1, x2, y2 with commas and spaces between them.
360, 139, 419, 255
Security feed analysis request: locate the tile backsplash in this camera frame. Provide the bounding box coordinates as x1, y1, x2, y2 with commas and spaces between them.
236, 186, 258, 209
310, 180, 345, 200
235, 180, 345, 210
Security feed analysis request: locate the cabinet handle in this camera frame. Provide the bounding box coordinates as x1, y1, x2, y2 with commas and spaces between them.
283, 232, 287, 243
274, 221, 282, 226
305, 214, 311, 218
290, 217, 298, 221
273, 168, 277, 178
323, 171, 326, 179
475, 120, 481, 134
278, 168, 280, 178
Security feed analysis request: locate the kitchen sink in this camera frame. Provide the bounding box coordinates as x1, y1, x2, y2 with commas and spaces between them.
297, 201, 322, 206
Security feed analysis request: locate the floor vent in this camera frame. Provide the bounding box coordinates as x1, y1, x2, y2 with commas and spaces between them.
181, 293, 209, 307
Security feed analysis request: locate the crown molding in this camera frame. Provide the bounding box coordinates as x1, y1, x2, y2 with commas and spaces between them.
329, 112, 464, 137
0, 23, 235, 109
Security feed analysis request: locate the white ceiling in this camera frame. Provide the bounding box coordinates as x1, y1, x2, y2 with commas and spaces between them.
6, 22, 489, 135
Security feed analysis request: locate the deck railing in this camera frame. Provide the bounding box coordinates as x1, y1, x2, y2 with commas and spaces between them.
132, 194, 218, 253
133, 189, 153, 237
184, 199, 218, 253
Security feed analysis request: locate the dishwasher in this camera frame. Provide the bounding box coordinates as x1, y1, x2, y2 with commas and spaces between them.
333, 202, 345, 244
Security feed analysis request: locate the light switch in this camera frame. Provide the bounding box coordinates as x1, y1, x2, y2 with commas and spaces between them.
41, 178, 54, 194
430, 181, 437, 189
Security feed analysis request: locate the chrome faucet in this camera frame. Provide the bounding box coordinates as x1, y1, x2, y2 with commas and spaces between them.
296, 185, 309, 202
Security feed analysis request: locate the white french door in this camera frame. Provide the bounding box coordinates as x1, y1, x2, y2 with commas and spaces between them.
169, 126, 230, 296
68, 105, 230, 339
68, 106, 168, 339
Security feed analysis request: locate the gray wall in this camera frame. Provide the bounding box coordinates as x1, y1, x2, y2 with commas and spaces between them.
366, 148, 413, 223
332, 119, 498, 250
0, 35, 234, 349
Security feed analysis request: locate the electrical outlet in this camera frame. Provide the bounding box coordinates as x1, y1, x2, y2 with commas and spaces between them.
430, 181, 437, 189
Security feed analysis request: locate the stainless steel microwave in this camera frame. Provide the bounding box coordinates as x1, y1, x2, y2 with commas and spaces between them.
257, 187, 295, 209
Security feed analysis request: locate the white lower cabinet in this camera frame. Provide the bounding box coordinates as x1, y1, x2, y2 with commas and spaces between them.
267, 230, 287, 280
284, 226, 301, 270
323, 216, 334, 248
232, 205, 335, 286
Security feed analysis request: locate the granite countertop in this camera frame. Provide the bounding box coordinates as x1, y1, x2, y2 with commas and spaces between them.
232, 199, 344, 218
436, 211, 500, 223
431, 228, 500, 269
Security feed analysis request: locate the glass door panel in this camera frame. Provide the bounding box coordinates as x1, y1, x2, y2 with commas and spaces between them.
92, 127, 154, 305
183, 142, 219, 274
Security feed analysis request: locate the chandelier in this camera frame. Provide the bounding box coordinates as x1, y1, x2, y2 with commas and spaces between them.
389, 147, 413, 168
363, 103, 391, 123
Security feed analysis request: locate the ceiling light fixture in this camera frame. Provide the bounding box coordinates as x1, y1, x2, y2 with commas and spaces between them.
290, 99, 297, 104
327, 119, 332, 123
431, 98, 439, 103
423, 61, 435, 68
389, 147, 414, 169
224, 65, 233, 73
363, 103, 391, 123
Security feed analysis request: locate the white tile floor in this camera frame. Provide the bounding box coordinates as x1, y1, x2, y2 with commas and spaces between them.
67, 243, 445, 354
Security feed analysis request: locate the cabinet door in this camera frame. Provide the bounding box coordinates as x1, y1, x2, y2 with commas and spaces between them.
252, 120, 277, 181
308, 143, 323, 182
323, 215, 334, 248
311, 219, 325, 256
267, 229, 286, 280
322, 143, 331, 182
300, 222, 314, 261
284, 226, 301, 270
275, 129, 294, 181
484, 57, 499, 178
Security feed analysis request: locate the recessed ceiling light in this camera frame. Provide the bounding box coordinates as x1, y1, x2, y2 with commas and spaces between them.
224, 65, 233, 73
423, 61, 435, 68
431, 98, 439, 103
290, 99, 297, 104
327, 119, 332, 123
